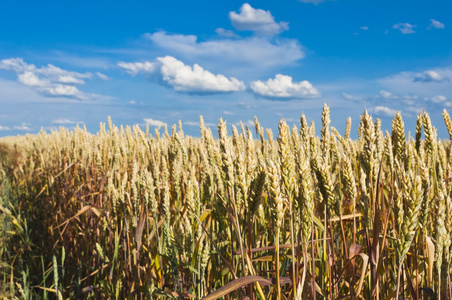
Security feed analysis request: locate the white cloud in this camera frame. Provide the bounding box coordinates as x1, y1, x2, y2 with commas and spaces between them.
429, 19, 445, 29
184, 120, 216, 127
0, 58, 97, 100
378, 67, 452, 99
229, 3, 288, 36
14, 122, 31, 131
430, 95, 447, 103
129, 100, 136, 104
341, 93, 364, 102
402, 99, 416, 106
183, 121, 199, 126
43, 84, 80, 97
52, 119, 80, 124
215, 28, 239, 38
96, 72, 109, 80
376, 90, 419, 103
157, 56, 245, 93
360, 26, 368, 30
223, 111, 234, 115
0, 126, 10, 131
379, 90, 397, 99
250, 74, 320, 99
144, 118, 166, 127
56, 75, 84, 84
414, 70, 449, 83
117, 61, 156, 75
393, 23, 416, 34
0, 57, 33, 73
235, 120, 254, 127
121, 56, 246, 93
18, 71, 48, 87
372, 106, 398, 117
0, 59, 92, 81
238, 102, 254, 109
145, 31, 304, 69
39, 64, 91, 80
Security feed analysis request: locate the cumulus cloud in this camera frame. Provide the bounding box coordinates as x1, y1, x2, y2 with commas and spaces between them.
393, 23, 416, 34
119, 56, 245, 93
117, 61, 156, 76
372, 106, 398, 117
18, 71, 48, 87
43, 84, 80, 96
157, 56, 245, 93
414, 70, 449, 83
429, 19, 445, 29
144, 118, 166, 127
0, 125, 10, 131
229, 3, 288, 36
145, 31, 304, 70
250, 74, 320, 99
0, 58, 96, 100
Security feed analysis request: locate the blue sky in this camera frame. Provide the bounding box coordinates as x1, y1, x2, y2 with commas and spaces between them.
1, 0, 451, 138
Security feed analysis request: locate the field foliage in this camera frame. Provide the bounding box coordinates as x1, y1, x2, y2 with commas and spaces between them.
1, 106, 452, 299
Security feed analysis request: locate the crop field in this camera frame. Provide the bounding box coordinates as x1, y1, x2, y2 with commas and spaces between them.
1, 105, 452, 299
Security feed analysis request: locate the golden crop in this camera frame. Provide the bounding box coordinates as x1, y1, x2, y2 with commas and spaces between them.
1, 107, 452, 299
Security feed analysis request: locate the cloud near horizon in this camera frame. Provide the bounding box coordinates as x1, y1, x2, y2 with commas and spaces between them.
372, 106, 398, 117
14, 122, 32, 131
377, 67, 452, 99
144, 118, 166, 127
52, 118, 83, 125
250, 74, 320, 99
0, 58, 97, 100
379, 90, 398, 99
430, 95, 447, 103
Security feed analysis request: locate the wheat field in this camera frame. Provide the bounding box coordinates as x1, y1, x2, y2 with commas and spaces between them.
1, 105, 452, 299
